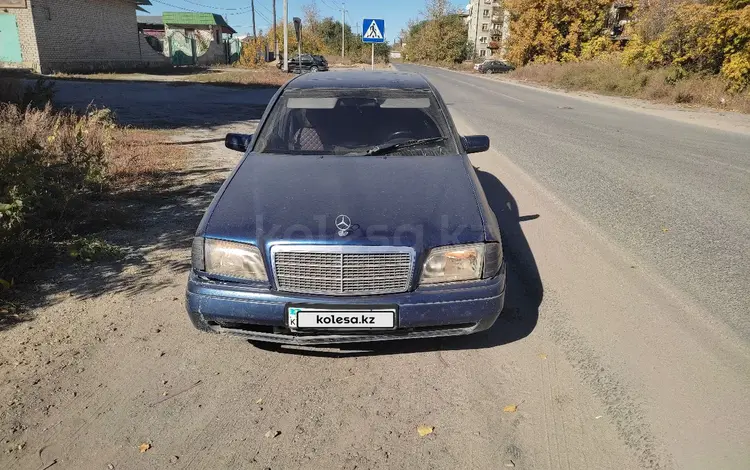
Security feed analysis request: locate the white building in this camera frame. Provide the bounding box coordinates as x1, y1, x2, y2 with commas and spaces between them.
464, 0, 510, 60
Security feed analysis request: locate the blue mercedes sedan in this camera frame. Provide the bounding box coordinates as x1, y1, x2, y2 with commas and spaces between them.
186, 71, 506, 344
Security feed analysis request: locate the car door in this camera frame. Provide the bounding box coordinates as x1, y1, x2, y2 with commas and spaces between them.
300, 54, 314, 70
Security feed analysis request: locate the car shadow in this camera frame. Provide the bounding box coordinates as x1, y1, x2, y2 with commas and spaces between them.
250, 168, 543, 357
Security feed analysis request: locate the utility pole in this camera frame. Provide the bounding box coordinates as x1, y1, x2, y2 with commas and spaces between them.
283, 0, 288, 71
341, 4, 346, 58
251, 0, 257, 40
273, 0, 278, 62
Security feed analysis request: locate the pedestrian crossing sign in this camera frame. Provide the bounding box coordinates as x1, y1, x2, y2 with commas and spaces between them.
362, 18, 385, 43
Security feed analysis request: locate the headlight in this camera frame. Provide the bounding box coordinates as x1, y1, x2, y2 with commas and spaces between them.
419, 242, 502, 285
194, 237, 268, 281
420, 243, 485, 285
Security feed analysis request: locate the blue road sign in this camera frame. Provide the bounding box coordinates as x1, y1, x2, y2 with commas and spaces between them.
362, 19, 385, 44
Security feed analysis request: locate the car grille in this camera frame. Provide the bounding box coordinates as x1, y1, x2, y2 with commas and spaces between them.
272, 246, 413, 296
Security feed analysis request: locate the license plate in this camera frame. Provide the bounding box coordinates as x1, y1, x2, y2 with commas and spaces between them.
287, 306, 396, 329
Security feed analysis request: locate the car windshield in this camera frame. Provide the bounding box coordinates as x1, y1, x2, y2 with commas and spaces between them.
252, 88, 459, 156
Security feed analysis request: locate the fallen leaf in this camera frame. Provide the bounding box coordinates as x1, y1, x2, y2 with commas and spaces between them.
264, 430, 280, 438
503, 404, 517, 413
539, 353, 547, 359
139, 443, 151, 453
256, 398, 263, 404
417, 425, 434, 437
661, 227, 669, 232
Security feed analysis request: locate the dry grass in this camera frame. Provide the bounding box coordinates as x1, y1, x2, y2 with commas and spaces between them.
109, 128, 188, 189
55, 66, 288, 88
507, 55, 750, 114
185, 68, 289, 87
0, 103, 189, 281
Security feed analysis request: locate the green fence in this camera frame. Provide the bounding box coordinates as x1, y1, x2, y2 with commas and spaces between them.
225, 38, 242, 64
169, 32, 196, 66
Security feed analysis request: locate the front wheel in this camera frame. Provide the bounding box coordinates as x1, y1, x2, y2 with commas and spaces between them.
485, 69, 494, 74
310, 66, 319, 73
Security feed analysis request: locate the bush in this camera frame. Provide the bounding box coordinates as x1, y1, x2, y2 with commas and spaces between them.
631, 1, 750, 91
509, 53, 750, 113
68, 236, 123, 262
0, 103, 114, 280
237, 38, 266, 68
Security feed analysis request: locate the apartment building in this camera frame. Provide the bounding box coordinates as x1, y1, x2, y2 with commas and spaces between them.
464, 0, 510, 60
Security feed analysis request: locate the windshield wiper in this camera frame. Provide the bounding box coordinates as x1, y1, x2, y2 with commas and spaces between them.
363, 137, 447, 156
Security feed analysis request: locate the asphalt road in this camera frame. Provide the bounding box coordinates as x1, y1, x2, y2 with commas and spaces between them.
398, 63, 750, 341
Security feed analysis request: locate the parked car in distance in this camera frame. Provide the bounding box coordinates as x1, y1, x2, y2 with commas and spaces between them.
186, 71, 507, 345
477, 60, 515, 74
286, 53, 329, 73
473, 59, 493, 71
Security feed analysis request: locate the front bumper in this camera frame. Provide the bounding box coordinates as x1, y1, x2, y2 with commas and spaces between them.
185, 262, 506, 345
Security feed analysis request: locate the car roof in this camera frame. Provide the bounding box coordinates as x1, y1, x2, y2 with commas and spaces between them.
286, 71, 432, 90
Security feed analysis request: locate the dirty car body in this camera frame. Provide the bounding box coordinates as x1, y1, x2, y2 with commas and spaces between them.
186, 71, 506, 345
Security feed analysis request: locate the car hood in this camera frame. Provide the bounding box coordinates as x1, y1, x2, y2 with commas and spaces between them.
203, 153, 486, 253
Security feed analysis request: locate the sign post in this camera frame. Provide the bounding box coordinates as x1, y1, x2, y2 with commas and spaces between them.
362, 18, 385, 71
293, 17, 302, 73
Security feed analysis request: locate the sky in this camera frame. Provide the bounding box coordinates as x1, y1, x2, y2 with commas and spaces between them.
143, 0, 466, 43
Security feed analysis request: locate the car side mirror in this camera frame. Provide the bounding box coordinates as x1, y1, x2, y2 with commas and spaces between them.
462, 135, 490, 154
225, 133, 252, 152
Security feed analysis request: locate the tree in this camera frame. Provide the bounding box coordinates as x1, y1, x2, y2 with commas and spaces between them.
259, 11, 391, 64
503, 0, 612, 65
403, 0, 470, 63
624, 0, 750, 90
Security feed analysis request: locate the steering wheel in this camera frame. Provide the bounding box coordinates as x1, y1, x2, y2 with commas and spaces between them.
385, 130, 414, 142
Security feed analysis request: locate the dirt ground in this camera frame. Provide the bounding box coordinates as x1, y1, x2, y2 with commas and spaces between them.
0, 78, 631, 470
1, 76, 748, 470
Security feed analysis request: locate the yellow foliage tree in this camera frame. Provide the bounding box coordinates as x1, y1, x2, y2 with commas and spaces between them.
627, 0, 750, 90
504, 0, 612, 65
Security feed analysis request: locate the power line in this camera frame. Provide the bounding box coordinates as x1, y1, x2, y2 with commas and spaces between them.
256, 2, 273, 16
227, 9, 271, 25
227, 10, 272, 29
150, 0, 199, 12
319, 0, 341, 12
176, 0, 254, 11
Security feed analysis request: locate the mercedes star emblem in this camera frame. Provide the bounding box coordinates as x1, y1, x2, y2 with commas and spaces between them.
335, 214, 352, 236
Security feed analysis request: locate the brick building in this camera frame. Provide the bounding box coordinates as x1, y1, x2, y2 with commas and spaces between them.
0, 0, 169, 73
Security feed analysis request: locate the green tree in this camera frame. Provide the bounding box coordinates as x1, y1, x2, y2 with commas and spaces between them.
403, 0, 470, 63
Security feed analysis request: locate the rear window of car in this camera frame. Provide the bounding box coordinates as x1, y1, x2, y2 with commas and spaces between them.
252, 88, 459, 156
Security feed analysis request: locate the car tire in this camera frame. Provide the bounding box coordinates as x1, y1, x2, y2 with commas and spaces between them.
310, 66, 319, 72
485, 69, 494, 74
